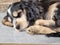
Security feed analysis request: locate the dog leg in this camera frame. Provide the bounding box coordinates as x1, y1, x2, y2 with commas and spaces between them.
26, 25, 56, 35
2, 16, 13, 27
54, 27, 60, 32
35, 19, 55, 27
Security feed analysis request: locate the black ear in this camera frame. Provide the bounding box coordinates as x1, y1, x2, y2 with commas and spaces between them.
26, 10, 36, 26
27, 15, 35, 26
26, 10, 35, 21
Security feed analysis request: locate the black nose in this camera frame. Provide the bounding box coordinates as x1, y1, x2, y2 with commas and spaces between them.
16, 25, 20, 29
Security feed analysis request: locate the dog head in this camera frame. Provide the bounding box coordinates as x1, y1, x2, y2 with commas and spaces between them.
7, 1, 40, 31
14, 9, 29, 31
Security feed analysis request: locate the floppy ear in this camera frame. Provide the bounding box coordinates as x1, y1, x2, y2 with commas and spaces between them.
26, 11, 35, 21
26, 9, 37, 26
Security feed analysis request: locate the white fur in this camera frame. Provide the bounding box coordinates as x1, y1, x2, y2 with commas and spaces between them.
7, 6, 12, 15
8, 17, 11, 22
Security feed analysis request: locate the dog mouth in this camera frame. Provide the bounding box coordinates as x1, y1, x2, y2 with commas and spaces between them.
15, 28, 25, 32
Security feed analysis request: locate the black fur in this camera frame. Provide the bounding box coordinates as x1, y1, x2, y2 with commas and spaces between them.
46, 32, 60, 37
55, 4, 60, 20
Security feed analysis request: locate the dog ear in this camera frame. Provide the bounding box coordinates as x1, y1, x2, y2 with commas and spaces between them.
26, 11, 37, 26
26, 11, 35, 21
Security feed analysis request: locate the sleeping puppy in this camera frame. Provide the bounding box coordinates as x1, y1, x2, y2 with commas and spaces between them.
2, 0, 60, 35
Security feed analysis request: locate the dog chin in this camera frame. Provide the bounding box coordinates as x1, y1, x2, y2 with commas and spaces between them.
15, 28, 25, 32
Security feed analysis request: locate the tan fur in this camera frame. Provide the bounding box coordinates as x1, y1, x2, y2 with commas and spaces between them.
13, 11, 18, 17
13, 10, 22, 17
35, 19, 55, 27
15, 9, 29, 30
46, 3, 59, 20
54, 27, 60, 32
2, 19, 13, 27
26, 19, 57, 35
26, 25, 56, 35
16, 18, 28, 27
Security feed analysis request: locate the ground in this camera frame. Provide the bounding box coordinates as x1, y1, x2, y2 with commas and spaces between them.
0, 12, 60, 44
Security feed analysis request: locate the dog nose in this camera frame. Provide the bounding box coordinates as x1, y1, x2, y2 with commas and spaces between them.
16, 25, 20, 30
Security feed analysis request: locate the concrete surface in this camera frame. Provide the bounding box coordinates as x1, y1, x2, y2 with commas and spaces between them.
0, 12, 60, 44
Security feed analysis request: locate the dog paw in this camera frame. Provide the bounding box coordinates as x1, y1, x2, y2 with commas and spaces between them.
26, 25, 56, 35
26, 26, 36, 35
2, 19, 13, 27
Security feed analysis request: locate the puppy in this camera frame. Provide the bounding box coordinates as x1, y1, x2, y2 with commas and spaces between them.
2, 0, 60, 35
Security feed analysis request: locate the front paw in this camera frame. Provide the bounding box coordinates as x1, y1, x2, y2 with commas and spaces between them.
2, 19, 13, 27
26, 25, 56, 35
35, 19, 55, 27
26, 26, 36, 35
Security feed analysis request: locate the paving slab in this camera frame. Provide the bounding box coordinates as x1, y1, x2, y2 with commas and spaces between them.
0, 12, 60, 44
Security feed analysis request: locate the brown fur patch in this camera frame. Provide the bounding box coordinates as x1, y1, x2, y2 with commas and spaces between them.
46, 3, 59, 20
2, 19, 13, 27
26, 25, 56, 35
54, 27, 60, 32
35, 19, 55, 27
13, 11, 18, 17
